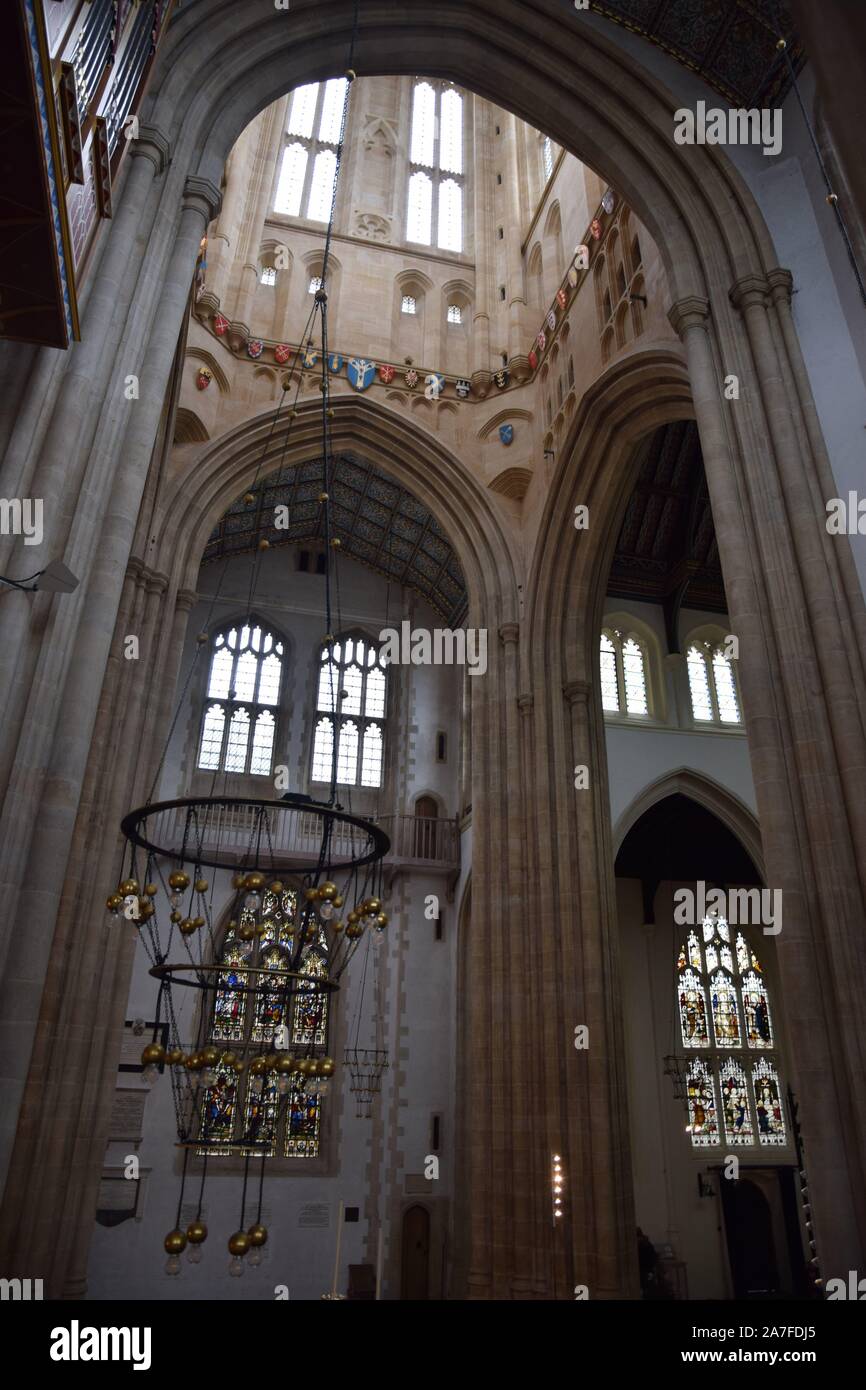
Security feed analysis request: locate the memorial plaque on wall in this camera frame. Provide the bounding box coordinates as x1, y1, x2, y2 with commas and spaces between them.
108, 1088, 147, 1143
298, 1203, 330, 1228
95, 1175, 140, 1228
120, 1020, 168, 1072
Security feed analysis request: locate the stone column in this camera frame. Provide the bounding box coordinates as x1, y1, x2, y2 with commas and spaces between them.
669, 293, 866, 1280
205, 132, 255, 309
500, 114, 528, 366
470, 98, 492, 385
231, 102, 287, 331
0, 175, 221, 1207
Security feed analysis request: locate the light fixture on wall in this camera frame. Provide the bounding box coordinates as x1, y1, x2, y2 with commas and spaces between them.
551, 1152, 565, 1225
0, 559, 79, 593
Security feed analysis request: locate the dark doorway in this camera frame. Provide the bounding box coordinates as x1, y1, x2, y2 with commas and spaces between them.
413, 796, 438, 859
721, 1178, 780, 1297
401, 1204, 431, 1299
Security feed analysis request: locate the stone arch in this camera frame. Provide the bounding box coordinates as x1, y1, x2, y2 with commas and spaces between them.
613, 768, 764, 881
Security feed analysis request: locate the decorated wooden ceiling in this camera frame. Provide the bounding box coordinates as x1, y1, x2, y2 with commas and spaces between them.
592, 0, 803, 106
203, 453, 468, 627
608, 419, 725, 639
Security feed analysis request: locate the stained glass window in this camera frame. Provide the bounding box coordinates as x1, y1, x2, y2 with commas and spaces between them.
753, 1059, 786, 1145
197, 624, 284, 775
686, 1060, 719, 1146
599, 629, 650, 716
311, 635, 388, 788
675, 915, 788, 1150
720, 1058, 754, 1144
687, 640, 743, 726
204, 889, 328, 1160
408, 81, 465, 251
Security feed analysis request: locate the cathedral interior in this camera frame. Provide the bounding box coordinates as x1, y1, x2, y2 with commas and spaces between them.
1, 0, 865, 1329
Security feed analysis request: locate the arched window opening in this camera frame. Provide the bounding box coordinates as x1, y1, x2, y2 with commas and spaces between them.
678, 914, 787, 1149
311, 635, 388, 789
408, 81, 465, 251
204, 888, 328, 1159
413, 794, 439, 859
198, 623, 284, 775
687, 640, 742, 726
275, 79, 347, 222
599, 629, 649, 716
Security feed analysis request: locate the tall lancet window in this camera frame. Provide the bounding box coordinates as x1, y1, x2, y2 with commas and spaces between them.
311, 635, 388, 789
599, 628, 649, 716
677, 914, 787, 1149
198, 623, 284, 775
686, 638, 742, 725
274, 79, 348, 221
406, 81, 465, 252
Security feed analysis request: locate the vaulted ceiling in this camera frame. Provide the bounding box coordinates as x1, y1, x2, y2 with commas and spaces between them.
594, 0, 803, 106
203, 452, 468, 627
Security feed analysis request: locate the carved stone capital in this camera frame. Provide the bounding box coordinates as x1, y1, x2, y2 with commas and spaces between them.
176, 589, 198, 613
729, 274, 770, 313
130, 125, 171, 175
499, 623, 520, 647
766, 267, 794, 307
517, 693, 534, 716
183, 175, 223, 224
667, 296, 710, 339
563, 678, 590, 707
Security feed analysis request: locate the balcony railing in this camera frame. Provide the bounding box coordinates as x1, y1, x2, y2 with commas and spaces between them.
375, 814, 460, 868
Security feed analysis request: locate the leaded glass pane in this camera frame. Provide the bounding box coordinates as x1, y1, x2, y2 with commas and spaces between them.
753, 1059, 786, 1145
317, 660, 339, 712
720, 1058, 754, 1144
736, 933, 750, 974
438, 178, 463, 252
234, 650, 258, 702
208, 645, 233, 699
686, 1059, 719, 1146
243, 1071, 279, 1157
318, 77, 347, 143
200, 1061, 238, 1149
274, 142, 308, 216
258, 653, 281, 706
713, 650, 741, 723
287, 83, 318, 138
308, 149, 338, 222
253, 948, 289, 1041
360, 722, 383, 788
410, 82, 435, 166
407, 171, 433, 244
710, 969, 741, 1047
440, 89, 463, 173
292, 953, 328, 1045
225, 708, 250, 772
688, 646, 713, 721
336, 719, 359, 784
622, 637, 648, 714
249, 710, 275, 776
212, 943, 249, 1040
198, 703, 225, 770
286, 1087, 320, 1157
341, 662, 363, 716
312, 716, 334, 782
679, 968, 709, 1047
600, 633, 620, 711
741, 969, 773, 1047
687, 931, 701, 970
365, 666, 386, 718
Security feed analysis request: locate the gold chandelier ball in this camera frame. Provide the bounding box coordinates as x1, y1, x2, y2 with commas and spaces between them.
346, 924, 363, 940
144, 883, 158, 897
232, 872, 245, 889
141, 1043, 165, 1066
347, 910, 359, 925
170, 910, 181, 924
222, 1051, 237, 1066
192, 916, 205, 929
138, 902, 155, 921
119, 878, 139, 896
196, 631, 208, 646
264, 1052, 278, 1069
249, 1057, 266, 1075
332, 919, 344, 932
270, 880, 284, 894
246, 870, 265, 891
166, 1048, 185, 1066
179, 918, 197, 935
376, 912, 388, 928
304, 887, 317, 902
228, 1231, 251, 1257
194, 878, 208, 894
238, 922, 255, 941
331, 537, 341, 548
186, 1221, 207, 1245
106, 893, 123, 912
248, 1224, 268, 1248
185, 1053, 202, 1071
232, 1058, 245, 1074
168, 870, 190, 891
295, 1058, 311, 1075
164, 1229, 187, 1255
201, 1046, 219, 1067
244, 492, 256, 505
333, 894, 343, 908
367, 897, 382, 914
321, 1058, 336, 1077
258, 539, 270, 551
319, 881, 338, 901
275, 1053, 294, 1074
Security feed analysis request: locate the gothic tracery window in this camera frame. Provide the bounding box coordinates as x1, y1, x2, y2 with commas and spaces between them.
274, 79, 348, 221
687, 640, 741, 725
204, 889, 327, 1158
407, 81, 464, 251
600, 628, 649, 716
311, 635, 388, 789
198, 623, 283, 775
678, 915, 787, 1149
